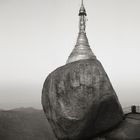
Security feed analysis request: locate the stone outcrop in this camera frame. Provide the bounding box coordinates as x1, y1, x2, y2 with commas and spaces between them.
42, 59, 124, 140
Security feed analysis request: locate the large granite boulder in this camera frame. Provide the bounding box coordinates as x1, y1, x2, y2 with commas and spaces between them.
42, 59, 124, 140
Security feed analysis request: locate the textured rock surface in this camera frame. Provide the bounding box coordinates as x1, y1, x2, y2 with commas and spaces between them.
42, 59, 124, 140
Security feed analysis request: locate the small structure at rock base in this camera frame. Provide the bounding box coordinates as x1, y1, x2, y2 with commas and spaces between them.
91, 106, 140, 140
104, 111, 140, 140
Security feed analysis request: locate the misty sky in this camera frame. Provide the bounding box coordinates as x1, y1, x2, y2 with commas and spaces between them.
0, 0, 140, 109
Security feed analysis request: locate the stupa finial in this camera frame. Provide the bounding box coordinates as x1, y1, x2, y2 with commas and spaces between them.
66, 0, 96, 64
81, 0, 84, 6
79, 0, 87, 33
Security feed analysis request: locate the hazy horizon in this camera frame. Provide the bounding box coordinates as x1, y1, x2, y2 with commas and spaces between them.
0, 0, 140, 109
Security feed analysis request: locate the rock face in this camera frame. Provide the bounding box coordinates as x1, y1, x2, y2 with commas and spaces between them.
42, 59, 124, 140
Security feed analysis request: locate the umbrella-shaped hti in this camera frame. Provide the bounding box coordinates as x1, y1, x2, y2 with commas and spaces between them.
105, 113, 140, 140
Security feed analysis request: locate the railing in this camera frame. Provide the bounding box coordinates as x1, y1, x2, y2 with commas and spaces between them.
123, 105, 140, 114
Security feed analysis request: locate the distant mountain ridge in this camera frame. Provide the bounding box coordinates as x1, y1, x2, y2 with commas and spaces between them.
11, 107, 40, 113
0, 106, 138, 140
0, 107, 56, 140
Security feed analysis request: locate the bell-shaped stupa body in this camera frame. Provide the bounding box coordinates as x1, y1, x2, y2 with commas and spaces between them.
66, 0, 96, 64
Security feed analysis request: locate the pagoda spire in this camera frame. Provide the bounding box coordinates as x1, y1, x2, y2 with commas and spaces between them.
66, 0, 96, 64
79, 0, 86, 33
